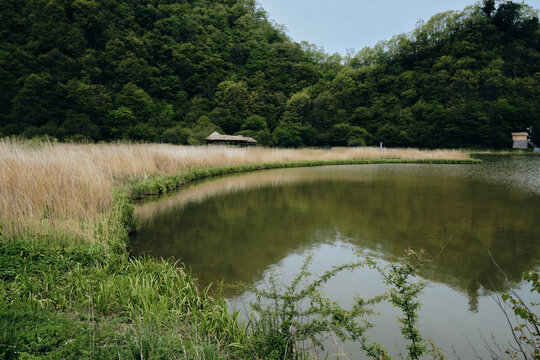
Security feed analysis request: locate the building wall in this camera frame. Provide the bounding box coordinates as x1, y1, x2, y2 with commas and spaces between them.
207, 140, 227, 146
513, 140, 528, 149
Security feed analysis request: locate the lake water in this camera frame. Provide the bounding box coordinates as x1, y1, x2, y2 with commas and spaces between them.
131, 156, 540, 358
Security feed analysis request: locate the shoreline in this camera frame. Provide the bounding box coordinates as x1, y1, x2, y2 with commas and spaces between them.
128, 157, 481, 200
0, 152, 481, 359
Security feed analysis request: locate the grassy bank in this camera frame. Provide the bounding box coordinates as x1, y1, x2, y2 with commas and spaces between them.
0, 140, 478, 359
471, 149, 540, 156
0, 186, 247, 359
129, 158, 480, 199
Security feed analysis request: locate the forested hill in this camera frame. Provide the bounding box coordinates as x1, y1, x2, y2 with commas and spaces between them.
0, 0, 539, 148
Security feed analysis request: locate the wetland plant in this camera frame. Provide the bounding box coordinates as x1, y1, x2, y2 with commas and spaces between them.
248, 250, 440, 360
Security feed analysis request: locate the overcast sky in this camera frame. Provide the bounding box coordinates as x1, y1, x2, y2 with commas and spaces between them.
257, 0, 540, 55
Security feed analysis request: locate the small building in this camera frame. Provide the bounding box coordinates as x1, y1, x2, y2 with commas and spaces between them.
206, 131, 257, 146
511, 132, 529, 149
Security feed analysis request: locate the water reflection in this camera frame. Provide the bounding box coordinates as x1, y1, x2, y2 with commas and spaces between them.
132, 158, 540, 308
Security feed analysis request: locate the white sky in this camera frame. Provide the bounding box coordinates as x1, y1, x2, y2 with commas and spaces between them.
257, 0, 540, 55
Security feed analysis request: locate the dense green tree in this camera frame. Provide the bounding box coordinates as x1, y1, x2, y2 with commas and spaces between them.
162, 125, 190, 145
211, 81, 250, 133
0, 0, 538, 148
241, 115, 267, 131
272, 121, 304, 147
282, 92, 311, 123
189, 116, 222, 145
10, 73, 59, 129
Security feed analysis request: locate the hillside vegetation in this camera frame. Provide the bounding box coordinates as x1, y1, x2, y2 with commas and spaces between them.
0, 0, 538, 148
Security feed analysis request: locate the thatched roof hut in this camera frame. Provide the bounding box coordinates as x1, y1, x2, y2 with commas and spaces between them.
206, 132, 257, 146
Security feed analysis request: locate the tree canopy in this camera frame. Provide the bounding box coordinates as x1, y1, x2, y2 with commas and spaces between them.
0, 0, 538, 148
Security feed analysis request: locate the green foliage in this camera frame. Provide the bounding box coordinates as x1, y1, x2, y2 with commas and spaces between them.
0, 310, 91, 359
0, 240, 245, 359
241, 115, 268, 131
0, 0, 538, 148
283, 92, 311, 123
212, 81, 249, 134
376, 250, 428, 359
273, 122, 304, 148
248, 251, 437, 359
162, 125, 190, 145
348, 126, 369, 146
0, 241, 102, 283
111, 187, 136, 235
330, 123, 369, 146
500, 270, 540, 359
189, 116, 222, 145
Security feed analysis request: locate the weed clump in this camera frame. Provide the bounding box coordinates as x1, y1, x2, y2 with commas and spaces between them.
247, 250, 441, 359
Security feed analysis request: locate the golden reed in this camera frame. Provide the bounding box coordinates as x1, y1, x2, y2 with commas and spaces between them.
0, 139, 470, 242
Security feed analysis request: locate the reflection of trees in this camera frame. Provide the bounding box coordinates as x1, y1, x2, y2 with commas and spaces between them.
132, 168, 540, 303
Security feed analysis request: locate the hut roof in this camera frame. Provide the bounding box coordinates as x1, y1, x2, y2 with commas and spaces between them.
206, 131, 228, 141
511, 132, 528, 136
243, 136, 257, 143
206, 132, 257, 143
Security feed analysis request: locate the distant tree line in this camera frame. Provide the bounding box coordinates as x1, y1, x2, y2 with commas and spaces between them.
0, 0, 538, 148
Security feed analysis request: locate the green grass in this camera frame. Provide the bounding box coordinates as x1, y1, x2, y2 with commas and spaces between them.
0, 239, 246, 359
0, 157, 480, 359
471, 149, 540, 156
128, 158, 481, 199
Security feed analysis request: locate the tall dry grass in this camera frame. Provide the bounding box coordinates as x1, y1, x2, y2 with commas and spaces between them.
0, 139, 470, 242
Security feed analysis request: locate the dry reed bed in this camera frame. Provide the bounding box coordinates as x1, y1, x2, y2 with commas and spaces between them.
0, 139, 470, 241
